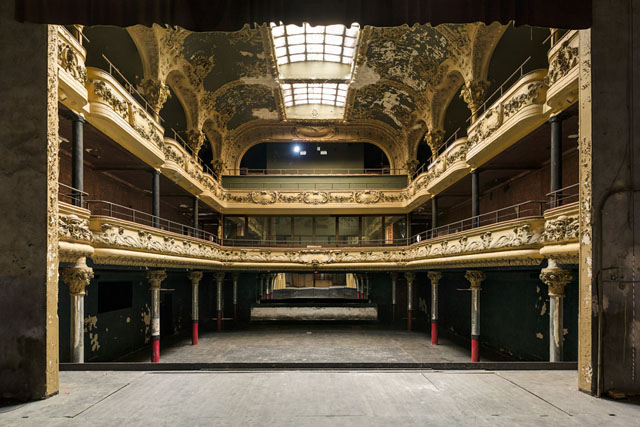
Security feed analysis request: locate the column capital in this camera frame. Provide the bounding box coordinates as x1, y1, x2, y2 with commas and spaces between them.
139, 78, 170, 112
60, 109, 85, 123
147, 269, 167, 289
232, 272, 240, 282
390, 272, 398, 281
404, 272, 415, 284
425, 128, 446, 157
427, 271, 443, 285
215, 271, 225, 284
464, 270, 485, 289
61, 261, 94, 296
460, 80, 490, 114
540, 266, 573, 297
188, 271, 203, 285
186, 129, 206, 154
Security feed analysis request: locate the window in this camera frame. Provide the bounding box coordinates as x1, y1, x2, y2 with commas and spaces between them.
281, 82, 348, 108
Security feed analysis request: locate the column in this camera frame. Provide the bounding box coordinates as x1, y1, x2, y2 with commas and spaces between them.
549, 114, 563, 207
405, 272, 415, 331
152, 170, 160, 228
356, 275, 361, 299
471, 170, 479, 228
364, 274, 370, 301
215, 272, 225, 331
232, 273, 239, 321
427, 271, 442, 345
192, 196, 199, 232
431, 196, 438, 235
390, 272, 398, 321
60, 258, 94, 363
71, 113, 85, 206
188, 271, 203, 345
147, 270, 167, 363
539, 260, 573, 362
465, 270, 485, 362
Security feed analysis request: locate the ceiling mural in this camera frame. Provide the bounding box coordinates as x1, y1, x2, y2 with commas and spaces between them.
125, 21, 507, 172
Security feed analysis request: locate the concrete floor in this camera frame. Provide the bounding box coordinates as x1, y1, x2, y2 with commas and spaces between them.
122, 323, 481, 363
1, 370, 638, 426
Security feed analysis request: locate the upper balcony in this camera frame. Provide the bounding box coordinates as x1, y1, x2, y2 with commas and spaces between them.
544, 30, 579, 114
56, 26, 89, 114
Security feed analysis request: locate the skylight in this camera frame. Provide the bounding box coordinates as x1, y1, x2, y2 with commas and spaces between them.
281, 82, 348, 108
271, 23, 360, 66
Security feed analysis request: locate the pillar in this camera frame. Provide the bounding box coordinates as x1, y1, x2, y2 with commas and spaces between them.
188, 271, 203, 345
431, 196, 438, 234
147, 270, 167, 363
390, 272, 398, 321
405, 272, 415, 331
471, 170, 479, 228
0, 6, 60, 399
540, 260, 573, 362
152, 170, 160, 228
215, 272, 225, 331
364, 273, 370, 301
232, 273, 239, 321
549, 114, 563, 207
465, 270, 485, 362
60, 259, 94, 363
71, 113, 85, 206
356, 275, 361, 299
427, 271, 442, 345
192, 196, 199, 231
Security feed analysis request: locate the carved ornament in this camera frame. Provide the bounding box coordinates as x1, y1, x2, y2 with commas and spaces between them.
58, 41, 87, 84
539, 266, 573, 297
60, 263, 94, 296
464, 270, 485, 289
139, 78, 171, 111
545, 40, 579, 87
147, 269, 167, 288
543, 215, 579, 242
59, 214, 93, 242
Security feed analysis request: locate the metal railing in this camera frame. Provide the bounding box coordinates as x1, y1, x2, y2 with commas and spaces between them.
411, 127, 465, 181
101, 54, 163, 123
228, 167, 396, 176
168, 128, 220, 182
85, 200, 220, 243
467, 56, 532, 124
222, 181, 405, 190
547, 183, 579, 208
58, 182, 88, 207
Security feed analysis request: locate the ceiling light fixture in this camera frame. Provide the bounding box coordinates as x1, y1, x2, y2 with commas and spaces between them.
293, 144, 301, 153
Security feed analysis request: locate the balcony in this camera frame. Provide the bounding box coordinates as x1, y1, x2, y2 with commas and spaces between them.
85, 64, 165, 168
466, 68, 549, 167
544, 30, 579, 114
221, 172, 408, 191
56, 26, 88, 114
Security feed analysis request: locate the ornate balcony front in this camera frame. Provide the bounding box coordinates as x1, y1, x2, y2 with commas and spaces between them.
544, 30, 579, 114
540, 201, 579, 264
58, 201, 94, 262
424, 137, 470, 195
56, 26, 88, 114
466, 69, 549, 167
86, 67, 165, 168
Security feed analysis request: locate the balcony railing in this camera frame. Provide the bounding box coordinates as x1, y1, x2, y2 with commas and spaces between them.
168, 128, 220, 182
547, 183, 579, 208
228, 167, 397, 176
58, 182, 88, 206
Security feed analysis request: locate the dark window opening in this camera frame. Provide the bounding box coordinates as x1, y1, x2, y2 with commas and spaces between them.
98, 281, 133, 313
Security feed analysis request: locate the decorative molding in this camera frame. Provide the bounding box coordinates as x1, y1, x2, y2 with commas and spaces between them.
60, 261, 94, 296
139, 78, 171, 111
92, 80, 129, 120
545, 39, 579, 87
59, 214, 93, 242
542, 214, 579, 242
539, 264, 573, 297
460, 80, 490, 114
57, 40, 87, 84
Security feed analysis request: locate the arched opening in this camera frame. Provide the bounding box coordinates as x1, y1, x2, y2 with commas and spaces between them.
239, 141, 390, 173
83, 26, 143, 85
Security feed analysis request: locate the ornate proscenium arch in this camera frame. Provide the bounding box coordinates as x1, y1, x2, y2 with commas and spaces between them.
225, 121, 407, 174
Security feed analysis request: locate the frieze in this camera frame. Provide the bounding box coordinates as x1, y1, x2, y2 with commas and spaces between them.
502, 82, 545, 119
58, 41, 87, 84
132, 106, 164, 149
92, 80, 129, 120
545, 39, 579, 87
59, 214, 93, 242
542, 215, 579, 242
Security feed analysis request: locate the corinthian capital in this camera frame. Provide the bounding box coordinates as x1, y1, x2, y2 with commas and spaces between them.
539, 263, 573, 297
425, 129, 446, 157
427, 271, 443, 285
61, 260, 94, 296
139, 78, 171, 112
460, 80, 490, 114
465, 270, 485, 289
188, 271, 203, 285
186, 129, 206, 154
147, 269, 167, 289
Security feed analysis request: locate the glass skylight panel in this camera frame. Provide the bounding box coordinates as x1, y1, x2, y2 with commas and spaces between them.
270, 22, 359, 65
281, 82, 349, 107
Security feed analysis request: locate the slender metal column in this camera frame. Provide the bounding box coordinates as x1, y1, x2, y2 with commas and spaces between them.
465, 270, 485, 362
431, 196, 438, 232
390, 272, 398, 321
152, 170, 160, 227
540, 260, 573, 362
404, 272, 415, 331
232, 273, 239, 321
365, 274, 370, 301
356, 275, 361, 299
192, 196, 199, 232
147, 270, 167, 362
71, 115, 85, 206
471, 170, 479, 228
60, 258, 94, 363
549, 114, 564, 207
188, 271, 203, 345
215, 272, 225, 331
427, 272, 442, 345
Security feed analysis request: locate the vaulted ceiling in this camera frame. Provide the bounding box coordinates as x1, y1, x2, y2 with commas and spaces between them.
99, 22, 508, 172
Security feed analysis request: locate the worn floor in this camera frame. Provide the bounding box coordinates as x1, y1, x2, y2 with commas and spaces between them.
1, 370, 638, 426
121, 323, 483, 363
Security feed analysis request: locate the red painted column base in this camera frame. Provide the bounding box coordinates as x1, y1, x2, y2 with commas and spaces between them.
217, 312, 222, 331
357, 292, 360, 299
431, 322, 438, 345
407, 310, 412, 331
151, 337, 160, 363
192, 321, 198, 345
471, 338, 480, 362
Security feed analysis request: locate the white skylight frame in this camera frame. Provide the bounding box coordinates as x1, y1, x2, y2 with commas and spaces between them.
281, 82, 349, 108
270, 22, 360, 66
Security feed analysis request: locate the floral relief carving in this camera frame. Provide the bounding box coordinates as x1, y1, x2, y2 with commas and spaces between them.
502, 82, 545, 119
58, 214, 93, 242
58, 41, 87, 84
542, 215, 579, 242
92, 80, 129, 120
545, 39, 579, 87
132, 106, 164, 148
